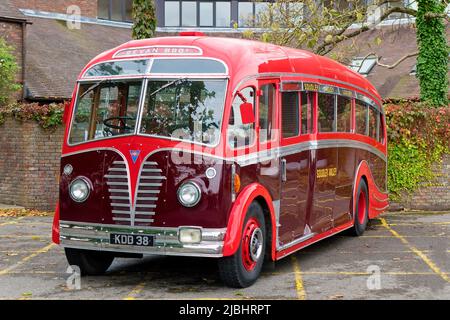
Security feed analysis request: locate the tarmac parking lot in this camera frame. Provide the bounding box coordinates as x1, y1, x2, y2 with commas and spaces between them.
0, 211, 449, 300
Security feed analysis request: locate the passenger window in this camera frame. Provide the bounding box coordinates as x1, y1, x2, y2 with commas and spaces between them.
355, 100, 368, 135
301, 92, 314, 134
259, 84, 277, 143
336, 95, 352, 132
318, 93, 336, 132
282, 92, 299, 138
368, 106, 378, 140
378, 113, 385, 144
228, 87, 255, 148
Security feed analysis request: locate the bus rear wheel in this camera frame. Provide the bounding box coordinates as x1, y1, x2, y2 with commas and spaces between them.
65, 248, 114, 276
218, 201, 266, 288
350, 179, 369, 236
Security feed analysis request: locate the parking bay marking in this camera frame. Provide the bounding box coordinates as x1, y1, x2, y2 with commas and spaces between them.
0, 217, 25, 227
380, 218, 450, 283
0, 243, 55, 276
291, 255, 307, 300
123, 281, 146, 300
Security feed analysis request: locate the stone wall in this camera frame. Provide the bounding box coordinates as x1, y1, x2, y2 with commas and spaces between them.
390, 154, 450, 211
0, 118, 64, 211
0, 118, 448, 211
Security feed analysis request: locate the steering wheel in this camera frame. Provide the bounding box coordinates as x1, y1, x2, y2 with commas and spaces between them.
103, 116, 134, 131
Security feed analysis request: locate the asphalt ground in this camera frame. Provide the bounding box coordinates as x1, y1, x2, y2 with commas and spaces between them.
0, 211, 449, 300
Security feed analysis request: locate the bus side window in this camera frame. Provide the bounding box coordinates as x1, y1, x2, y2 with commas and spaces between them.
259, 84, 276, 143
318, 93, 336, 132
336, 95, 352, 132
368, 106, 378, 140
378, 112, 385, 144
228, 87, 255, 148
355, 100, 368, 136
281, 92, 299, 138
301, 92, 314, 134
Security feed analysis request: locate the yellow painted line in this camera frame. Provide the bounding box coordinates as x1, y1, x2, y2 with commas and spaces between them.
380, 218, 450, 283
123, 282, 146, 300
0, 217, 25, 227
291, 255, 306, 300
358, 235, 450, 238
0, 243, 55, 276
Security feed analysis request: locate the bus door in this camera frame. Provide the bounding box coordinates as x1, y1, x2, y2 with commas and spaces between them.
278, 90, 314, 246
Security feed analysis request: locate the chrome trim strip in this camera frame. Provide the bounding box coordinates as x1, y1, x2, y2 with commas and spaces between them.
278, 233, 316, 251
59, 221, 225, 257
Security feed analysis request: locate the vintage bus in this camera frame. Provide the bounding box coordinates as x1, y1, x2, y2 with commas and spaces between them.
52, 33, 388, 288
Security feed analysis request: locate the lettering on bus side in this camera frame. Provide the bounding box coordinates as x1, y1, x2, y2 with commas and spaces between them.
316, 167, 337, 179
303, 82, 319, 92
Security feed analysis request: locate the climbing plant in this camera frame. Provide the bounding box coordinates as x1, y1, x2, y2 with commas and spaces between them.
132, 0, 157, 40
416, 0, 449, 106
0, 38, 21, 106
384, 99, 450, 200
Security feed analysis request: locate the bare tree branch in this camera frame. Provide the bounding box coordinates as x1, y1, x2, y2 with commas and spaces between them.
359, 51, 419, 71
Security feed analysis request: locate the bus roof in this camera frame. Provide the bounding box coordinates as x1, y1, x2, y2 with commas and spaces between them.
80, 35, 382, 105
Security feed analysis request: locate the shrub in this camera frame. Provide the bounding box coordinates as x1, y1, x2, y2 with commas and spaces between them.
0, 38, 21, 105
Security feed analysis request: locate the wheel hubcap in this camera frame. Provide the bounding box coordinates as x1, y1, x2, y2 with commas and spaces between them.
241, 218, 263, 271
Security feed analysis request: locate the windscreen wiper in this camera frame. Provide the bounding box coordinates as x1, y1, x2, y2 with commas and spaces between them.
148, 77, 188, 97
78, 79, 110, 100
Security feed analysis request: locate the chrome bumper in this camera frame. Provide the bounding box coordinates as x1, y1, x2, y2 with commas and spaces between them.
59, 220, 226, 258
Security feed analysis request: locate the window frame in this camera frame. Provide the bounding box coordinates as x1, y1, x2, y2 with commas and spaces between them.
258, 80, 279, 146
281, 91, 300, 140
97, 0, 133, 23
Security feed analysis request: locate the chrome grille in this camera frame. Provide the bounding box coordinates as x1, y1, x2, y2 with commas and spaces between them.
105, 161, 132, 225
133, 160, 165, 227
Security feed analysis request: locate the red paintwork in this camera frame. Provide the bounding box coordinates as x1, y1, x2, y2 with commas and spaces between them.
223, 183, 277, 260
241, 217, 261, 271
52, 201, 60, 244
58, 36, 388, 261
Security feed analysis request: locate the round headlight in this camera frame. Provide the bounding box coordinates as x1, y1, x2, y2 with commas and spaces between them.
69, 177, 91, 203
177, 181, 201, 207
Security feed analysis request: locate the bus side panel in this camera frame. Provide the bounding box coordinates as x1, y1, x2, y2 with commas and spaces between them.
334, 147, 356, 226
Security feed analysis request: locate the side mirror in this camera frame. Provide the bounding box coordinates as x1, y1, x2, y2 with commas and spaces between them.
62, 100, 71, 125
239, 102, 255, 125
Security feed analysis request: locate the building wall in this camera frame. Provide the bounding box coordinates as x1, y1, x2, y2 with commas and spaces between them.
0, 118, 448, 212
0, 118, 64, 211
10, 0, 97, 18
0, 19, 24, 99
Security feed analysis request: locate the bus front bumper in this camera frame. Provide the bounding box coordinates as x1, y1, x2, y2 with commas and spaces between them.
59, 221, 226, 258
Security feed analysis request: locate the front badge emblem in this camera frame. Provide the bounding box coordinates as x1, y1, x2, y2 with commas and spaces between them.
130, 150, 141, 164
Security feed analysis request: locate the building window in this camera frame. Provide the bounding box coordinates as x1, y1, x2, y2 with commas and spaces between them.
238, 2, 271, 27
165, 1, 180, 26
200, 2, 214, 27
182, 1, 197, 26
164, 1, 231, 28
216, 2, 231, 27
349, 57, 377, 76
97, 0, 133, 22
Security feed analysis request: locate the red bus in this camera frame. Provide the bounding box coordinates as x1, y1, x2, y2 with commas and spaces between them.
52, 34, 388, 288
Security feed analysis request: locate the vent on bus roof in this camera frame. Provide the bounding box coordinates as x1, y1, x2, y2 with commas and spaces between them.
179, 31, 206, 36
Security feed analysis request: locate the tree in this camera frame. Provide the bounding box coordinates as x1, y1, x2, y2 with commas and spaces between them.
246, 0, 449, 106
0, 38, 21, 106
132, 0, 157, 40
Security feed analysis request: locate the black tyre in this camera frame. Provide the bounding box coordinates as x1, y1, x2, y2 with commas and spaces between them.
349, 179, 369, 236
65, 248, 114, 276
218, 201, 266, 288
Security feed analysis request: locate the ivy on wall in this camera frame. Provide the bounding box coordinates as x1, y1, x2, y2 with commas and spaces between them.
0, 38, 21, 106
0, 102, 65, 129
384, 98, 450, 200
416, 0, 449, 106
131, 0, 157, 40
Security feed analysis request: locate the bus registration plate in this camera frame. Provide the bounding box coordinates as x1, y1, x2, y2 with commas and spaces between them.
110, 234, 154, 246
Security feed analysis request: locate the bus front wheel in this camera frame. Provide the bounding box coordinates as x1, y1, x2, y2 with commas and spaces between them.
350, 179, 369, 236
64, 248, 114, 276
218, 201, 266, 288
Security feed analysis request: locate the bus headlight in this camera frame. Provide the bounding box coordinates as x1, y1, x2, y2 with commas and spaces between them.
177, 181, 201, 207
69, 177, 91, 203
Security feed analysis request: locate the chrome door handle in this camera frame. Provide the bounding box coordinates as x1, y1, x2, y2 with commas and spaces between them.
281, 158, 287, 182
